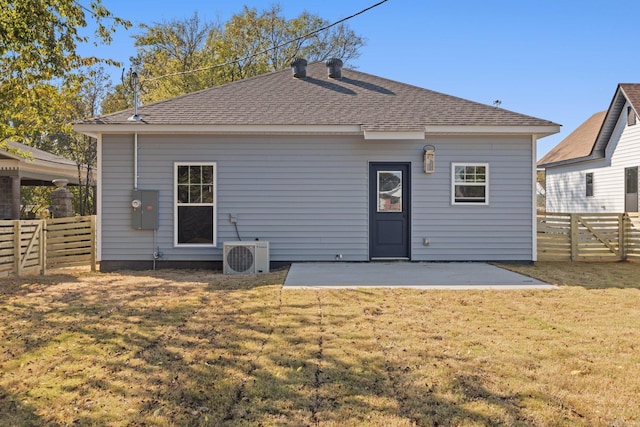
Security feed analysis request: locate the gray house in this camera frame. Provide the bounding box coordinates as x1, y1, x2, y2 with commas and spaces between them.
75, 60, 559, 271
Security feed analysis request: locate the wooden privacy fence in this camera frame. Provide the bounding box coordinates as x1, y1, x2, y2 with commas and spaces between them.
537, 213, 640, 261
0, 216, 96, 277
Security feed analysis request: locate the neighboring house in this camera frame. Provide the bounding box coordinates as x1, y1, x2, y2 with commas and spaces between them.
539, 84, 640, 213
0, 140, 82, 219
74, 60, 559, 270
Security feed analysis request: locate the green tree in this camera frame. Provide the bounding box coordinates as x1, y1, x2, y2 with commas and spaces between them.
22, 66, 111, 216
133, 11, 217, 103
67, 67, 111, 215
0, 0, 130, 148
131, 4, 365, 104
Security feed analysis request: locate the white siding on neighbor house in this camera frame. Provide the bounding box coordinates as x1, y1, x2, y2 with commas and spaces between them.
99, 133, 535, 262
546, 101, 640, 213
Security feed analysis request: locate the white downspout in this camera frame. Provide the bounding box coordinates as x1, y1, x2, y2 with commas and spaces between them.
532, 134, 538, 262
96, 134, 103, 262
134, 133, 138, 190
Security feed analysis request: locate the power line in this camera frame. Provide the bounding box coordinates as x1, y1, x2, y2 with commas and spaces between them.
145, 0, 389, 83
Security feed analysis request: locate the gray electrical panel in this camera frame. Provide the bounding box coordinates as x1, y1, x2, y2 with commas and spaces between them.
131, 190, 159, 230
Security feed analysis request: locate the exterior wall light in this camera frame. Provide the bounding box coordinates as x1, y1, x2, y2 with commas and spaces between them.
423, 145, 435, 174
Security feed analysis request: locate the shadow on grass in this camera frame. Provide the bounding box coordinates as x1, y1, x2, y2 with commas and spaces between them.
108, 267, 290, 291
0, 274, 81, 296
0, 386, 61, 427
0, 269, 588, 425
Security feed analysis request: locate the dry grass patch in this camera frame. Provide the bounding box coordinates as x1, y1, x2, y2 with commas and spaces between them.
496, 260, 640, 289
1, 263, 639, 426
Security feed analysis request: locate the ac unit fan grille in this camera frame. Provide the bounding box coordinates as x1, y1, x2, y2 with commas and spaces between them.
226, 245, 254, 273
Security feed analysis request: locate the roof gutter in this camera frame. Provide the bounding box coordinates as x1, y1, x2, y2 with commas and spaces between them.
425, 125, 560, 137
74, 123, 561, 139
538, 149, 606, 169
73, 124, 363, 139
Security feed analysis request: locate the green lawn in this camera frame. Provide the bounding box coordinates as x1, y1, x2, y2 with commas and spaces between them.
1, 262, 639, 426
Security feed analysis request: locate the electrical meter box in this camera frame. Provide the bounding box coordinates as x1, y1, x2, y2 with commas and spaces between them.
131, 190, 159, 230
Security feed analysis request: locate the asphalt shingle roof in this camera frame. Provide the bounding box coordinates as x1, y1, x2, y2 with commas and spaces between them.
537, 111, 606, 166
538, 83, 640, 167
82, 62, 557, 131
620, 83, 640, 112
2, 140, 77, 167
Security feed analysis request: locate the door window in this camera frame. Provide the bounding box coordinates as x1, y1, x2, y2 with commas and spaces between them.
377, 171, 402, 212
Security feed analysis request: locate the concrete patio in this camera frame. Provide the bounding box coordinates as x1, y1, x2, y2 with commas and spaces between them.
283, 262, 555, 290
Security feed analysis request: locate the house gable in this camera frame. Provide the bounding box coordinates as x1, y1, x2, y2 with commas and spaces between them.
542, 83, 640, 213
539, 83, 640, 169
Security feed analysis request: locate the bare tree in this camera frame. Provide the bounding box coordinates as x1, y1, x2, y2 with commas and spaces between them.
125, 4, 365, 103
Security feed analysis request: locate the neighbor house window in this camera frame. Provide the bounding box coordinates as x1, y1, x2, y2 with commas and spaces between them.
452, 163, 489, 205
174, 162, 216, 246
628, 106, 637, 126
586, 172, 594, 197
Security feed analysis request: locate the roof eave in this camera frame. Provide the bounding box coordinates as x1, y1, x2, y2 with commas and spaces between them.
73, 123, 363, 138
0, 159, 81, 184
425, 125, 560, 138
75, 123, 561, 139
538, 149, 606, 169
363, 131, 425, 140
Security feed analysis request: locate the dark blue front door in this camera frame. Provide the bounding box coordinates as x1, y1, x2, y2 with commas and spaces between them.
369, 162, 410, 259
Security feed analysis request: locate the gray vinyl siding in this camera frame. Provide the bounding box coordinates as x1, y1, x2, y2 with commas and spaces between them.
100, 133, 535, 262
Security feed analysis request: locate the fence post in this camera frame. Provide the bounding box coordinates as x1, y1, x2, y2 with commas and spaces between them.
90, 215, 96, 272
13, 220, 20, 277
41, 220, 47, 275
570, 214, 578, 261
620, 213, 627, 261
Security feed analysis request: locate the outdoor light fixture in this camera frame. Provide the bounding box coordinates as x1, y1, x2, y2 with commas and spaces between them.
423, 145, 435, 174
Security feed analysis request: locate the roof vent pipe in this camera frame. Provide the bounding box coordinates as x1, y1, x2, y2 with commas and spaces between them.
291, 58, 308, 78
326, 58, 343, 79
127, 71, 141, 122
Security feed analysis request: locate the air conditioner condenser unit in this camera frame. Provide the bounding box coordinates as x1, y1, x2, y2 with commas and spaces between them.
223, 241, 269, 274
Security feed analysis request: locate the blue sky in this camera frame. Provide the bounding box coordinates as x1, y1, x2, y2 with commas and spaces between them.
80, 0, 640, 159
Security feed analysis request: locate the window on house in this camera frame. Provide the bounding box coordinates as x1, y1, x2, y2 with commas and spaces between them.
629, 106, 637, 126
586, 172, 594, 197
174, 163, 216, 246
452, 163, 489, 205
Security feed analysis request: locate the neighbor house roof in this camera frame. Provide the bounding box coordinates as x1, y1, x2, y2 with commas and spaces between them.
537, 111, 606, 167
620, 83, 640, 112
75, 61, 559, 139
539, 83, 640, 168
0, 140, 81, 185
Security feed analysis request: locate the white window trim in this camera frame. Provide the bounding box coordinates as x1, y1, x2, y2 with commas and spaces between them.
586, 172, 594, 197
174, 162, 217, 247
451, 162, 489, 206
628, 106, 637, 126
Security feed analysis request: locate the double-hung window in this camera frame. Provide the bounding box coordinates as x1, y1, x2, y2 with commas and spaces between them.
174, 162, 216, 246
452, 163, 489, 205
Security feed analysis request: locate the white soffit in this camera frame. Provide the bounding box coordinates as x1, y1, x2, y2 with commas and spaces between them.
425, 125, 560, 137
73, 124, 363, 138
363, 131, 426, 140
